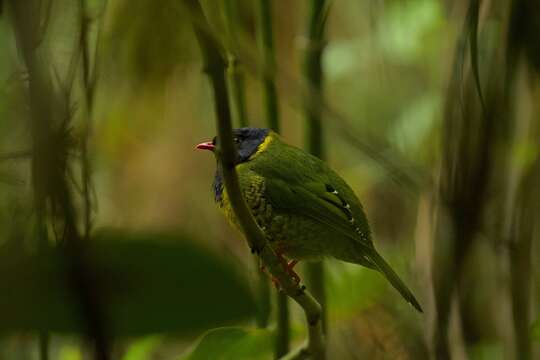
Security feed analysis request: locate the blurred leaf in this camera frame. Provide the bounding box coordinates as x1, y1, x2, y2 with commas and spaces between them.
326, 261, 383, 316
58, 345, 83, 360
106, 0, 195, 83
0, 230, 256, 336
179, 327, 273, 360
532, 319, 540, 342
122, 336, 162, 360
468, 342, 504, 360
326, 253, 420, 317
390, 94, 440, 154
377, 0, 441, 63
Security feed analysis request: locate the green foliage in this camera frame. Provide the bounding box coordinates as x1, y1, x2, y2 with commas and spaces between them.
0, 230, 256, 336
121, 336, 162, 360
326, 261, 382, 315
180, 327, 274, 360
467, 342, 504, 360
1, 0, 540, 358
105, 0, 196, 84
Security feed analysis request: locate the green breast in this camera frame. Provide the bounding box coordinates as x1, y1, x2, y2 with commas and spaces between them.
217, 167, 330, 261
217, 166, 289, 247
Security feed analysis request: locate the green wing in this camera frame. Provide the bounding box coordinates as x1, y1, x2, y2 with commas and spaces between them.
248, 141, 373, 249
263, 177, 373, 250
246, 139, 423, 312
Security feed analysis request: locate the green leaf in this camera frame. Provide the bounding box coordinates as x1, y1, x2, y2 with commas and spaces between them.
58, 345, 83, 360
180, 327, 273, 360
122, 336, 162, 360
0, 230, 256, 336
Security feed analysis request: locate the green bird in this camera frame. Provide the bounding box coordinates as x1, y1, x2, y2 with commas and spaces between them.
197, 127, 422, 312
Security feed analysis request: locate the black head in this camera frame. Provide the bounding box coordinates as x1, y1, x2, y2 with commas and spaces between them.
197, 127, 270, 163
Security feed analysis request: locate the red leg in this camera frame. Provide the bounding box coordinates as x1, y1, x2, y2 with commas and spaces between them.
286, 260, 301, 284
275, 248, 301, 285
260, 247, 302, 288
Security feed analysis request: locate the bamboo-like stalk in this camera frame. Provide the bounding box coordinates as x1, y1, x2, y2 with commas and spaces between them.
186, 1, 324, 358
223, 0, 248, 128
276, 290, 291, 356
504, 3, 535, 359
509, 167, 536, 360
256, 0, 280, 133
432, 1, 497, 355
255, 263, 272, 329
254, 0, 290, 355
222, 0, 271, 329
39, 333, 49, 360
302, 0, 328, 334
80, 0, 94, 242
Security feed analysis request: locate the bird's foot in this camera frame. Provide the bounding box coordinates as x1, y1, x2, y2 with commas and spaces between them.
275, 248, 301, 284
270, 261, 301, 290
286, 260, 300, 285
274, 250, 302, 289
260, 248, 302, 290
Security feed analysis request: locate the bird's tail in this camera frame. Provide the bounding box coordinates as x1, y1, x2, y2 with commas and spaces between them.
365, 248, 423, 312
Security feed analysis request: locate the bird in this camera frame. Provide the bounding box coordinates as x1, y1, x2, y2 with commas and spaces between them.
197, 127, 422, 312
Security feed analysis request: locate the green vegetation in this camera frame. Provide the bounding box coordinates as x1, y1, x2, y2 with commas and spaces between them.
0, 0, 539, 359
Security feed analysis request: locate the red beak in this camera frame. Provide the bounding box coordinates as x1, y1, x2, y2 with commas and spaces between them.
196, 141, 215, 151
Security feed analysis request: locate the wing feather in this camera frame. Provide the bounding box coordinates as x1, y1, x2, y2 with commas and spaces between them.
247, 140, 372, 247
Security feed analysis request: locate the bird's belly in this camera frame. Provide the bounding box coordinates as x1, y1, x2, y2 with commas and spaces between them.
218, 186, 342, 261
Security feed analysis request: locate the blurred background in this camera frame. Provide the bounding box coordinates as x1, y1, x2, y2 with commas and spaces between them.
0, 0, 539, 359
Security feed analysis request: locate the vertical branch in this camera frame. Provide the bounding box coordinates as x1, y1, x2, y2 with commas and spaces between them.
38, 333, 49, 360
256, 0, 279, 132
509, 167, 536, 360
79, 0, 105, 241
80, 0, 93, 241
255, 264, 272, 328
302, 0, 328, 334
222, 0, 270, 329
185, 1, 324, 358
8, 1, 110, 358
255, 0, 289, 355
432, 1, 497, 356
503, 3, 538, 359
222, 0, 248, 128
275, 292, 291, 357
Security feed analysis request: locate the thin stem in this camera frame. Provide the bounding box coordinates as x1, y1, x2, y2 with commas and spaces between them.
256, 0, 279, 132
79, 0, 102, 241
222, 0, 270, 327
223, 0, 248, 127
302, 0, 329, 334
304, 261, 325, 333
255, 265, 271, 328
9, 1, 110, 358
275, 291, 290, 357
255, 0, 290, 352
186, 2, 324, 358
39, 332, 49, 360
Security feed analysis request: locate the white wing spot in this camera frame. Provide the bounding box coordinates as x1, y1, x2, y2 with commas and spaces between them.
326, 183, 368, 242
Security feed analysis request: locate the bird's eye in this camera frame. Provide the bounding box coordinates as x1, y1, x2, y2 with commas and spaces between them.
233, 137, 240, 144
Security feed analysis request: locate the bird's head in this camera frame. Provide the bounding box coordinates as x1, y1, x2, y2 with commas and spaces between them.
196, 127, 271, 163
